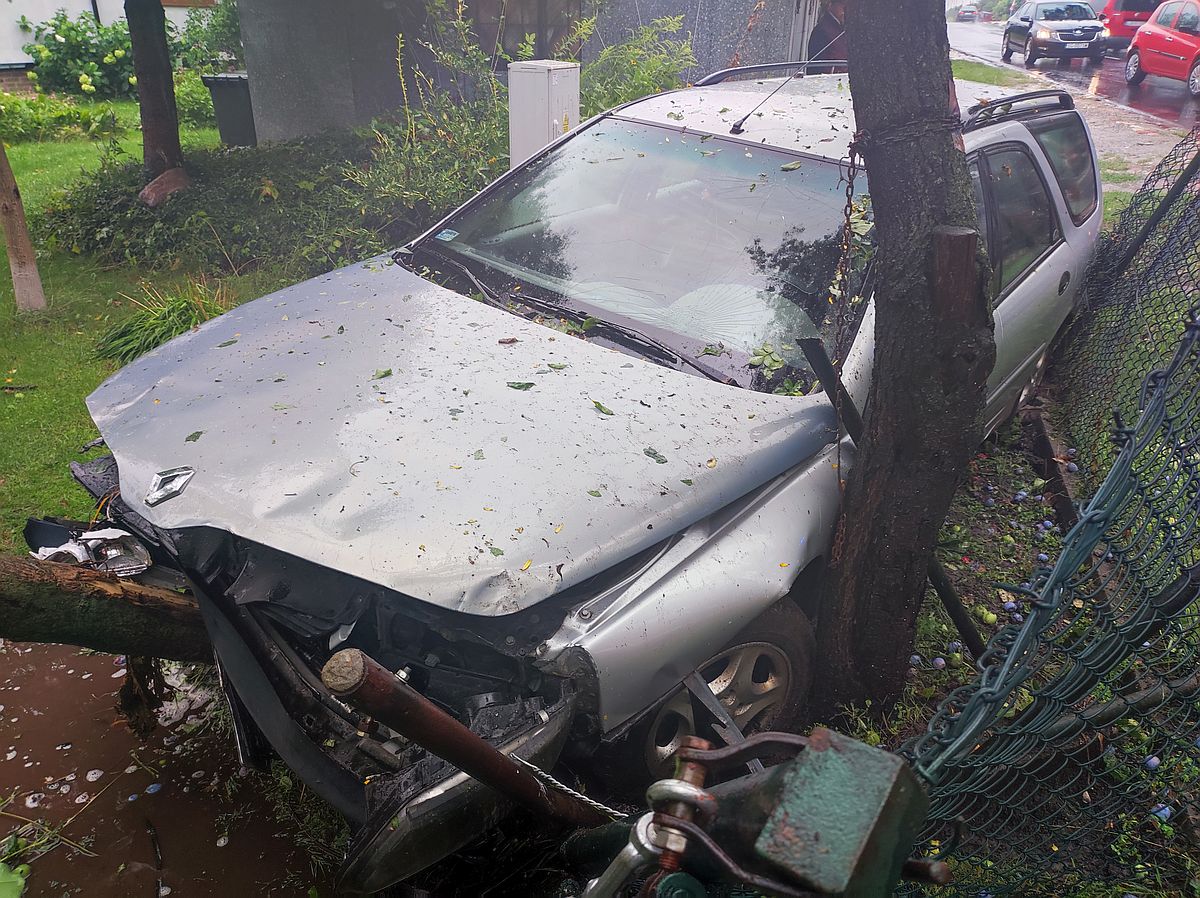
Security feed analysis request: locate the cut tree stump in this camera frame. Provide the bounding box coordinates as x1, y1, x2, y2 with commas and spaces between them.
0, 555, 210, 662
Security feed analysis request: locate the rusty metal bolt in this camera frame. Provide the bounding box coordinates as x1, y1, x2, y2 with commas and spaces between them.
653, 735, 713, 873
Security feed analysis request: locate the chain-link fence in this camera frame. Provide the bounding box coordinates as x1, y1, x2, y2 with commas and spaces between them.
898, 128, 1200, 896
1056, 126, 1200, 494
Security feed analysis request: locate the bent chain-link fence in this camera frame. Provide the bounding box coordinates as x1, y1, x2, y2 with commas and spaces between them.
1057, 125, 1200, 495
898, 127, 1200, 896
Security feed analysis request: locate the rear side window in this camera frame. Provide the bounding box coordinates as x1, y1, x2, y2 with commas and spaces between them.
1118, 0, 1158, 10
983, 147, 1059, 295
1156, 1, 1182, 24
1176, 2, 1199, 29
1026, 112, 1098, 225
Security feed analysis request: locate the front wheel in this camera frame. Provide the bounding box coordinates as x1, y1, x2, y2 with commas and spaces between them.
1188, 59, 1200, 97
1025, 38, 1040, 66
1002, 32, 1014, 61
613, 598, 815, 789
1125, 49, 1147, 84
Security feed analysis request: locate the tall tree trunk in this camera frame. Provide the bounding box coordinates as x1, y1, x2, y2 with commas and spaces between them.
0, 555, 209, 662
125, 0, 184, 180
811, 0, 996, 716
0, 141, 46, 312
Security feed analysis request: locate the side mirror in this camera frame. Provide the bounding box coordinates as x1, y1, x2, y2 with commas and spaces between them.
1020, 15, 1033, 22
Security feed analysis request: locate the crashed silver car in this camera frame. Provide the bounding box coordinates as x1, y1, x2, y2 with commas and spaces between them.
38, 71, 1101, 891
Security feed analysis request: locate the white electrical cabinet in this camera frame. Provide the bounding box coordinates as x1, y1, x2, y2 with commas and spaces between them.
507, 60, 581, 170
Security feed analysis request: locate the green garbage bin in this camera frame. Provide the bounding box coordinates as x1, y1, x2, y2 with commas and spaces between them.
201, 72, 257, 147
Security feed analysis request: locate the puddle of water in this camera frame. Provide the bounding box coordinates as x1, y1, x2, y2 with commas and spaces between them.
0, 641, 333, 896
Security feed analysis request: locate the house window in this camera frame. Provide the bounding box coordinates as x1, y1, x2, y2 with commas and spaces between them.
474, 0, 583, 65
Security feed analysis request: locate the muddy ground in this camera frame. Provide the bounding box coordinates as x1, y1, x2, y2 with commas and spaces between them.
0, 644, 332, 896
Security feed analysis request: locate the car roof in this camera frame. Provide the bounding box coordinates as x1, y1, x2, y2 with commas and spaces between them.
617, 75, 1016, 158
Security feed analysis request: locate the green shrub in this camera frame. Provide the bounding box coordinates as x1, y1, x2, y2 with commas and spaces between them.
36, 11, 695, 280
19, 11, 144, 99
178, 0, 245, 70
0, 91, 122, 142
173, 70, 215, 127
96, 278, 232, 364
38, 134, 377, 277
579, 16, 695, 117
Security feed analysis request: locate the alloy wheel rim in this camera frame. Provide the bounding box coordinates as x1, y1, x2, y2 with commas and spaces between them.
642, 641, 792, 775
1190, 66, 1200, 94
1127, 54, 1140, 79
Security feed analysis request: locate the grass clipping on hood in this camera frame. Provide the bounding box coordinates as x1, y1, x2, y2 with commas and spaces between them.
97, 278, 232, 364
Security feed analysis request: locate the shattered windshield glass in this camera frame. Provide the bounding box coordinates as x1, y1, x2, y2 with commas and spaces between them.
417, 118, 871, 393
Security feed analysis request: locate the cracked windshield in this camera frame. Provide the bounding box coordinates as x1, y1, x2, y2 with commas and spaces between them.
420, 119, 871, 392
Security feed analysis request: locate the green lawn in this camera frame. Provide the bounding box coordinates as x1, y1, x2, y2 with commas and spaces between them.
0, 111, 257, 552
952, 58, 1038, 88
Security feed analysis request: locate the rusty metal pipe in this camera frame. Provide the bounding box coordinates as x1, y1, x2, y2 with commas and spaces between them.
320, 648, 608, 828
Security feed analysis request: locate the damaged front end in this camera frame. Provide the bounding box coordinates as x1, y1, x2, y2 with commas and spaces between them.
57, 455, 586, 894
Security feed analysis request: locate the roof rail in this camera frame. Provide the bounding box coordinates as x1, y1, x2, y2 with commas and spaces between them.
961, 89, 1074, 132
693, 61, 848, 86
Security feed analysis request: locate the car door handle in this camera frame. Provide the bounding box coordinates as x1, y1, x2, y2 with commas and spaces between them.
1058, 271, 1071, 295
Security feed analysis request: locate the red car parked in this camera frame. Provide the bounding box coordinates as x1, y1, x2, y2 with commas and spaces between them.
1125, 0, 1200, 96
1096, 0, 1158, 49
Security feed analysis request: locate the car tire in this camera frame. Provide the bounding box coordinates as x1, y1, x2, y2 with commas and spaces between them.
1025, 38, 1040, 66
1125, 49, 1147, 84
1188, 59, 1200, 97
604, 598, 815, 792
1002, 32, 1014, 61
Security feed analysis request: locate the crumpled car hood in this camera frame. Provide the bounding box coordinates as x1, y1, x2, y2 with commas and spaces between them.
88, 258, 837, 616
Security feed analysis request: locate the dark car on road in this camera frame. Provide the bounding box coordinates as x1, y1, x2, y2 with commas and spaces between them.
1125, 0, 1200, 96
1003, 1, 1109, 64
958, 3, 981, 21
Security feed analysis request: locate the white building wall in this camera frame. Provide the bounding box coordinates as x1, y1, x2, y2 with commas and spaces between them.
3, 1, 191, 67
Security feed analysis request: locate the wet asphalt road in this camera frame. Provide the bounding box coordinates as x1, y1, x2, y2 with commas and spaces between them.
948, 20, 1199, 130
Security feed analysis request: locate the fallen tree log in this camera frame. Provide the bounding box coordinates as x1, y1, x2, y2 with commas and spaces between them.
0, 555, 210, 662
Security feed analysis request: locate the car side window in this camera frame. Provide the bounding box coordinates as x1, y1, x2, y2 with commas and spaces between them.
1026, 112, 1097, 226
1176, 2, 1199, 29
983, 146, 1059, 296
1156, 1, 1182, 25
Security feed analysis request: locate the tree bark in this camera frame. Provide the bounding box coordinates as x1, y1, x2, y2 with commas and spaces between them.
0, 555, 210, 662
125, 0, 184, 180
0, 141, 46, 312
811, 0, 996, 716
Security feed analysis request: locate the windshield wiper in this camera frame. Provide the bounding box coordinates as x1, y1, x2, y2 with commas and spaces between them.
400, 245, 737, 385
393, 246, 512, 313
506, 291, 737, 385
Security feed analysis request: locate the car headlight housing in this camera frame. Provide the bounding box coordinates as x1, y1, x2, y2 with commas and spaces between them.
1037, 28, 1054, 39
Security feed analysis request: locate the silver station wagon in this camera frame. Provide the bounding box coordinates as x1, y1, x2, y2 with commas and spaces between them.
42, 69, 1101, 891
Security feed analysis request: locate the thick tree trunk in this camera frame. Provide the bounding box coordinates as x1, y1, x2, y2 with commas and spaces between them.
125, 0, 184, 180
0, 141, 46, 312
0, 555, 210, 662
811, 0, 996, 716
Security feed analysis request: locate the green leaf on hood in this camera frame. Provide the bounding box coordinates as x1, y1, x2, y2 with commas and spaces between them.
184, 430, 204, 443
644, 447, 668, 464
592, 400, 614, 416
507, 382, 535, 390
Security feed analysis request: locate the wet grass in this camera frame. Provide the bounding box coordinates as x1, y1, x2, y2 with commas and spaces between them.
1100, 154, 1146, 186
952, 58, 1038, 88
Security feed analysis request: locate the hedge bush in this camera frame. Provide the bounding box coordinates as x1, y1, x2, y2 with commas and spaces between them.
0, 91, 122, 142
19, 11, 142, 99
174, 70, 215, 127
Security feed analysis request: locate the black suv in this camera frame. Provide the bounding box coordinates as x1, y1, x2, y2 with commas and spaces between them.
1003, 0, 1107, 65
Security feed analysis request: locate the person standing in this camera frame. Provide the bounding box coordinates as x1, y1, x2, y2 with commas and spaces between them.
807, 0, 848, 73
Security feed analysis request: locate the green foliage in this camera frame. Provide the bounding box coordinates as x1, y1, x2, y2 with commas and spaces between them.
578, 16, 696, 118
19, 11, 142, 99
178, 0, 245, 70
95, 279, 232, 364
0, 91, 121, 142
37, 133, 376, 276
37, 8, 695, 281
173, 70, 215, 127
